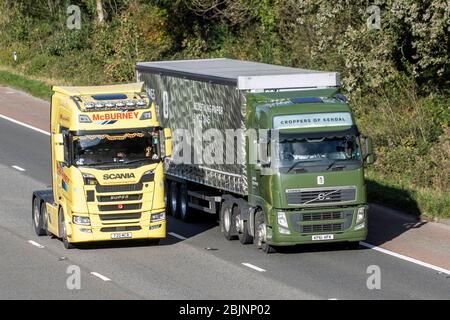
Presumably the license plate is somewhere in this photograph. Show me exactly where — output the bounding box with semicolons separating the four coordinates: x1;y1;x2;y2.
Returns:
312;234;334;241
111;232;132;239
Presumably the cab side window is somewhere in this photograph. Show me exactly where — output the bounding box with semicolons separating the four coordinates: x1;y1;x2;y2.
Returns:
60;128;71;165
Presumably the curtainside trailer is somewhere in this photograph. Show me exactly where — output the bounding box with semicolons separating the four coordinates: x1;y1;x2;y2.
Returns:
136;58;374;253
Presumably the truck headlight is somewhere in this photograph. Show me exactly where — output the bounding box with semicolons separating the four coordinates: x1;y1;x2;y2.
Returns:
356;207;367;224
79;115;91;123
354;222;365;231
279;226;290;235
151;212;165;222
73;216;91;226
82;173;98;185
137;100;147;108
140;112;152;120
277;211;289;229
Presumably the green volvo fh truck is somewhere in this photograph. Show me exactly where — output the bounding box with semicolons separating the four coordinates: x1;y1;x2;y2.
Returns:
136;58;374;253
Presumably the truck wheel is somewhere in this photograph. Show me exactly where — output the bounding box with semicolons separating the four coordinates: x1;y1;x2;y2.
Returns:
235;207;253;245
179;184;190;222
220;202;237;241
32;198;46;236
164;180;171;216
58;208;74;249
170;181;180;218
41;202;52;236
254;211;276;254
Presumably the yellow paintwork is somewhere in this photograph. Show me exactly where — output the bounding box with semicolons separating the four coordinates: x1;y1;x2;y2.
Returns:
45;83;167;245
53;82;145;96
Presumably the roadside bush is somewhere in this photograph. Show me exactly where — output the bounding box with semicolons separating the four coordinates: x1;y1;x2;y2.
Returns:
0;0;448;218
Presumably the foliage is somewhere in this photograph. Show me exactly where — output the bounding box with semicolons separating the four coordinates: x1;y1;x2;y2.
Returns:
0;0;448;217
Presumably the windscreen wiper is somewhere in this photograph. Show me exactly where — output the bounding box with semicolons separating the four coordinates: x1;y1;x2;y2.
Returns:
286;160;317;173
326;160;346;171
123;158;152;164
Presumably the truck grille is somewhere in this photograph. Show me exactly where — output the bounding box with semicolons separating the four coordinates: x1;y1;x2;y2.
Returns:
98;203;142;212
93;183;146;225
302;223;343;233
100;226;141;232
286;186;356;205
301;212;343;221
290;209;353;234
96;183;143;193
97;194;142;202
99;213;141;221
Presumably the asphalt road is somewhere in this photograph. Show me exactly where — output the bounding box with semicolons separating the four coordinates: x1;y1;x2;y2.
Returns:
0;116;449;299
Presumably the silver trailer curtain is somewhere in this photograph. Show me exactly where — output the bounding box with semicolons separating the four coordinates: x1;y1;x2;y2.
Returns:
137;71;248;195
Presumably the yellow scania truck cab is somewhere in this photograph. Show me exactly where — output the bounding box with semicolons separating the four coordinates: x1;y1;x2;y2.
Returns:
32;83;171;249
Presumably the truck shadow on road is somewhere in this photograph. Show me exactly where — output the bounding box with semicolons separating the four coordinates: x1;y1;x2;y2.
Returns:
70;198;428;252
73;210;218;250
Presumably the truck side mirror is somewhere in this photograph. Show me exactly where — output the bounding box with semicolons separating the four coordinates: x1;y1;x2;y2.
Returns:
54;134;65;163
363;136;375;164
162;128;172;158
258;139;271;168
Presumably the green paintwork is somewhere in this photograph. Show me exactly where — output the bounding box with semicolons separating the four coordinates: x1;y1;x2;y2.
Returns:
246;90;369;246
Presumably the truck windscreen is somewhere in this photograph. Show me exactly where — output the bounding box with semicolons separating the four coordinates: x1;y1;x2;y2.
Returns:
72;131;159;167
276;135;362;173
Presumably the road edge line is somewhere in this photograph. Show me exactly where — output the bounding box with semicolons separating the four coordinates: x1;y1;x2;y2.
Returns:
361;241;450;275
0;113;50;136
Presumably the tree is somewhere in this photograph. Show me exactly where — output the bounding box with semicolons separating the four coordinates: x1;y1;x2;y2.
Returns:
96;0;104;25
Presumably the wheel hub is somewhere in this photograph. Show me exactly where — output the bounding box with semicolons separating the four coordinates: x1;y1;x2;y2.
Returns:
256;222;266;247
34;204;40;227
223;208;231;232
235;214;241;233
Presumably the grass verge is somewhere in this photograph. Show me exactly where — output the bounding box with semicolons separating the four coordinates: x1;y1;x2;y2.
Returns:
367;171;450;220
0;68;51;100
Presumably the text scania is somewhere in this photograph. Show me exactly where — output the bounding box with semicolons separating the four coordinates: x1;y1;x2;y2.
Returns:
92;111;139;121
103;173;136;180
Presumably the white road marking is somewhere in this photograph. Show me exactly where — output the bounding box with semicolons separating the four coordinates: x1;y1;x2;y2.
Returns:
168;232;187;240
11;165;26;172
360;242;450;275
0;113;50;136
242;263;266;272
2;104;450;277
28;240;45;248
90;272;111;282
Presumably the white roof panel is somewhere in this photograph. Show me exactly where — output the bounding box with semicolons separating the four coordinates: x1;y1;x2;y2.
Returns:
136;58;340;90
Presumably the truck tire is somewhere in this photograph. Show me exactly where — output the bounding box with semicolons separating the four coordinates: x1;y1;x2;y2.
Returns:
58;208;74;249
32;198;46;236
41;202;52;236
164;180;171;216
170;181;180;218
179;183;191;222
254;211;276;254
235;206;253;245
220;202;237;241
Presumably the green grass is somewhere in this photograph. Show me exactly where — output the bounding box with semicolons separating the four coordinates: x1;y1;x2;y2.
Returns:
0;69;51;100
367;171;450;220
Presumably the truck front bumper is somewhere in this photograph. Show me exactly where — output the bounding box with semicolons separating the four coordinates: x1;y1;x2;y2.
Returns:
266;206;368;246
268;227;367;246
67;220;166;243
